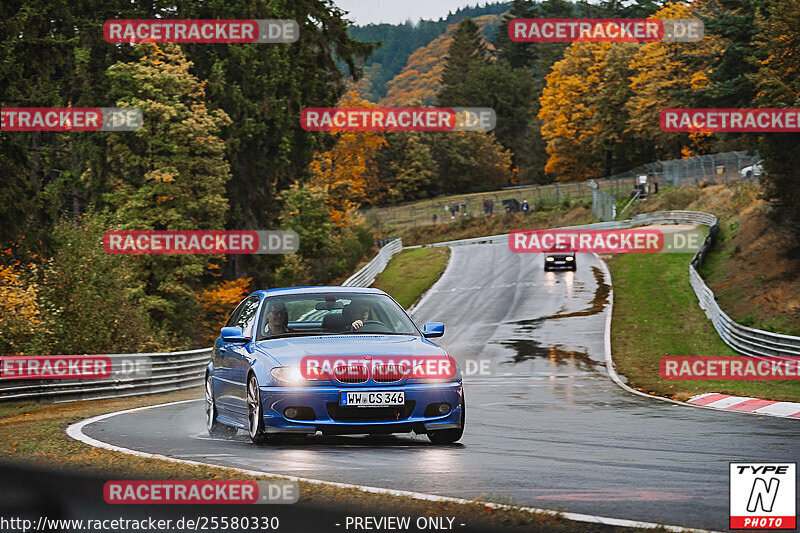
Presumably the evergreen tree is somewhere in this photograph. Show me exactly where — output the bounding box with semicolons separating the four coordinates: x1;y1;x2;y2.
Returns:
495;0;538;70
694;0;766;107
390;136;439;202
104;43;232;341
577;0;660;17
429;132;512;193
752;0;800;259
437;18;489;106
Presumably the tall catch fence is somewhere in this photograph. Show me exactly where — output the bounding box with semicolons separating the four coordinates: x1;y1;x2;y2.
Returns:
363;151;760;228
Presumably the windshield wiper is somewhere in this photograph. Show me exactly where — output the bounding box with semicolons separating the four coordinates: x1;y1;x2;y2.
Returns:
261;332;324;339
337;331;417;336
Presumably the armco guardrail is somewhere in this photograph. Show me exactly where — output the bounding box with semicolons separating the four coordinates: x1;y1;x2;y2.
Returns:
409;210;800;360
342;238;403;287
0;349;210;402
0;239;403;402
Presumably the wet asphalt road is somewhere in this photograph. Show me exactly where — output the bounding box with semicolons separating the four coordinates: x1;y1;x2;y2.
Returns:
82;243;800;531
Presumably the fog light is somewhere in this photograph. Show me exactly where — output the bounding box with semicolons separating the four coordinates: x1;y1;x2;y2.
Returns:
438;403;450;415
284;407;299;419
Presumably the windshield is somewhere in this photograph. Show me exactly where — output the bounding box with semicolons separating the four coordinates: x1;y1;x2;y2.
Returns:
256;293;419;339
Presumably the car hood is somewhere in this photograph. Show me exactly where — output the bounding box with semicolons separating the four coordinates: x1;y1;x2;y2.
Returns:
254;335;447;367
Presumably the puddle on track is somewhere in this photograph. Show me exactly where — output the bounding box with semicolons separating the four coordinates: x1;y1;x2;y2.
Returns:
493;266;610;371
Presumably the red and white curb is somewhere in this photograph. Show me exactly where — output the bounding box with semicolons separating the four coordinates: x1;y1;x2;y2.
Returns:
687;393;800;418
595;254;800;421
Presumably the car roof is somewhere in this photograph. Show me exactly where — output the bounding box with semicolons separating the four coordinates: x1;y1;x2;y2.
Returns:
251;286;387;298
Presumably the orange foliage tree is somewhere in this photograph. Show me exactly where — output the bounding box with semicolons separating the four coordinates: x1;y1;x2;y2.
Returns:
538;42;610;180
626;2;720;158
197;277;252;346
308;90;387;226
0;261;43;353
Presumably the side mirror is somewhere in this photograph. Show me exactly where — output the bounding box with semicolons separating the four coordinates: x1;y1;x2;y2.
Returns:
221;326;248;343
422;322;445;338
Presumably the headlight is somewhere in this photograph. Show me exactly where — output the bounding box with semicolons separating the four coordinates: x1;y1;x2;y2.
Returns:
566;256;574;261
270;367;307;385
546;257;554;262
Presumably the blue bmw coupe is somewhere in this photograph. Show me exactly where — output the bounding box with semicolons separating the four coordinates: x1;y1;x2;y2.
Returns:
205;286;464;444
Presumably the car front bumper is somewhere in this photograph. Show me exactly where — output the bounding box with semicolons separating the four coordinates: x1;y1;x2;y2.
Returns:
545;261;575;270
258;381;463;435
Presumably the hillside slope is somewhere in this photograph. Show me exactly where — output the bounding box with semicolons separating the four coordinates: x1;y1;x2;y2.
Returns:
380;14;501;106
348;2;509;100
633;182;800;336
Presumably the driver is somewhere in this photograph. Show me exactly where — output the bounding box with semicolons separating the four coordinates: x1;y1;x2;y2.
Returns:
265;300;289;336
346;301;373;331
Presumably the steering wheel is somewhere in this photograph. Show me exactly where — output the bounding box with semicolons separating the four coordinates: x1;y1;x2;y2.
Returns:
353;320;391;333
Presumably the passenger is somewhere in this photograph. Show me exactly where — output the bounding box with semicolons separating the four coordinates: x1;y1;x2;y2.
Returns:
265;300;289;335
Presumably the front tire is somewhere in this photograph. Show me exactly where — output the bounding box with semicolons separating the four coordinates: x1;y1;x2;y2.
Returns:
247;374;270;444
427;396;465;444
206;374;237;437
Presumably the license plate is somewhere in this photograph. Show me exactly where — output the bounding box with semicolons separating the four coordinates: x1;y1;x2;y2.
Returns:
340;391;405;407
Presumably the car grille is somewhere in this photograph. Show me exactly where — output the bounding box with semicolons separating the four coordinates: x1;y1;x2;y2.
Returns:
331;365;368;384
326;401;416;422
371;365;407;383
329;363;409;384
372;376;403;383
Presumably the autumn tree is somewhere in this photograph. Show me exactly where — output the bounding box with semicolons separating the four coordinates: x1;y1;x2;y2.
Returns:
197;277;252;346
104;43;232;342
538;43;606;180
627;2;721;159
0;260;43;354
308;91;387;226
585;42;643;176
539;35;664;180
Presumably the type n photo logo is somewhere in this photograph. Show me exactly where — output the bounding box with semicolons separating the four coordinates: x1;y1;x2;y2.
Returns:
730;463;796;529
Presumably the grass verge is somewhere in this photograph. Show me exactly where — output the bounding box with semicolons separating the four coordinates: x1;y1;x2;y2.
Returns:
0;390;658;532
608;253;800;402
633;182;800;336
372;247;450;308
